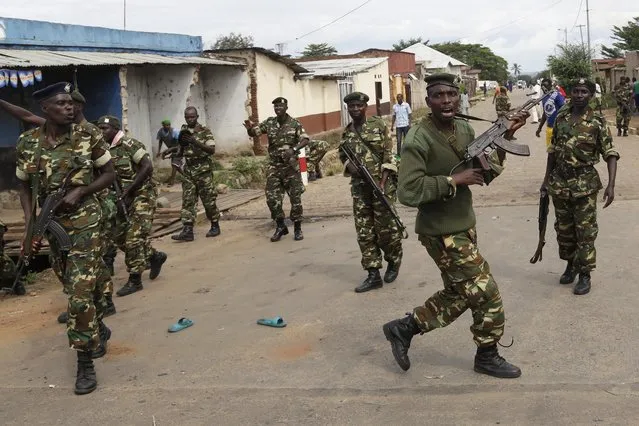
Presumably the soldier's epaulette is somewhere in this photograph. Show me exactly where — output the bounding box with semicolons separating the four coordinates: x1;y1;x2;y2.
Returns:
74;122;98;137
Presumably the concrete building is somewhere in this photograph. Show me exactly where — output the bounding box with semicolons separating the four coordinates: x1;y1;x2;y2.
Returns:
0;17;249;190
592;58;626;93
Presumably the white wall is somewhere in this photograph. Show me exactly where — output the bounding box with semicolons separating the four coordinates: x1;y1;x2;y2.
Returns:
123;65;152;153
352;61;390;105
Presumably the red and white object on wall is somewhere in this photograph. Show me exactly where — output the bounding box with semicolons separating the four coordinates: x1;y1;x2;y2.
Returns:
298;147;308;186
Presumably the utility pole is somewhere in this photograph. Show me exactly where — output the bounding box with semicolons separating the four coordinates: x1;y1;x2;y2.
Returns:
585;0;592;58
576;24;586;48
124;0;127;30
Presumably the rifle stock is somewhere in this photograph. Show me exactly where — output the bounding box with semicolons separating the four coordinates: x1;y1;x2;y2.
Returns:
113;178;130;223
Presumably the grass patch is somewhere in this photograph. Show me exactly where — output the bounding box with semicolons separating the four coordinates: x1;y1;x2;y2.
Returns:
320;149;344;177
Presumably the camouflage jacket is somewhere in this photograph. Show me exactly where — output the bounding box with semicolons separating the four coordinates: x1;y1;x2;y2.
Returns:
495;95;511;115
339;116;398;183
251;115;309;163
108;132;155;193
180;123;216;175
548;105;619;199
614;83;633;108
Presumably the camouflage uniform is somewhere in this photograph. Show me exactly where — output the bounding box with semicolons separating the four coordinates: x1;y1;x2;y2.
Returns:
250;115;307;221
307;139;329;175
614;82;632;131
15;123;111;351
495;94;510;118
180;124;220;225
0;220;17;288
340;116;403;270
547;105;620;273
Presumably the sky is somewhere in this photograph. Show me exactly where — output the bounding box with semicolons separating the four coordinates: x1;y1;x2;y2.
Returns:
2;0;636;73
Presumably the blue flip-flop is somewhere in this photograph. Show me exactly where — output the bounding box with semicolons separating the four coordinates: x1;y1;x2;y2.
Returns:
256;316;287;328
168;317;194;333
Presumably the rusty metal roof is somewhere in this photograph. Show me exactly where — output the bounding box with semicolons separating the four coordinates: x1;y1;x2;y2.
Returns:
0;49;242;67
297;57;388;77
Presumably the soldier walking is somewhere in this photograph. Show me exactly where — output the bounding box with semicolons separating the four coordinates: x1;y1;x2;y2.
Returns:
382;74;529;378
614;77;632;137
494;87;510;118
541;78;619;295
307;139;329;182
243;97;309;242
339;92;403;293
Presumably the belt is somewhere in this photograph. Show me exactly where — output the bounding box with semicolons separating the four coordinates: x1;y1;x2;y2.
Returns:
554;164;592;179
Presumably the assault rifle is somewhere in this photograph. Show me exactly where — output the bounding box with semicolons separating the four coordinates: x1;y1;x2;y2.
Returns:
113;177;130;223
2;167;79;295
452;92;552;183
339;143;408;239
529;191;550;264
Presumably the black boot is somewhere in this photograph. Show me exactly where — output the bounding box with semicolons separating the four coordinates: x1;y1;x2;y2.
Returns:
574;272;591;295
474;344;521;378
171;224;194;242
384;262;400;283
270;219;289;242
92;322;112;359
382;313;422;371
623;129;628;137
57;311;68;324
355;268;383;293
294;221;304;241
116;273;143;297
559;261;576;284
617;128;622;137
308;171;317;182
149;251;167;280
75;350;97;395
103;256;115;277
104;294;116;317
206;221;221;238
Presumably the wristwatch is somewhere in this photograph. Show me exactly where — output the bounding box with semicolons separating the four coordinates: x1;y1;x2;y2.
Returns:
444;176;457;200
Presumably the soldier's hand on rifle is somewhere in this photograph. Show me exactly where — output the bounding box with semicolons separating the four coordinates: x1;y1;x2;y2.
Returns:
452;168;485;186
21;234;43;255
507;110;530;133
243;119;254;130
121;188;135;208
58;187;86;212
603;184;615;208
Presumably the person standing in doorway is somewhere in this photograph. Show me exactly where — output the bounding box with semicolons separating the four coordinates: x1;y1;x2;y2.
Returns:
391;94;412;155
156;119;182;186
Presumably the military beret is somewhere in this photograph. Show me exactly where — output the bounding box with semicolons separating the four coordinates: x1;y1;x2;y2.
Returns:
572;77;596;93
424;73;458;90
161;119;171;126
32;82;73;102
343;92;369;104
272;97;288;105
97;115;121;129
70;90;86;104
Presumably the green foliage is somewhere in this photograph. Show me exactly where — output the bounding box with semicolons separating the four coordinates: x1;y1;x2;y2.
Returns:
601;17;639;58
518;74;533;85
392;37;425;51
212;32;254;50
547;43;592;88
230;157;266;182
533;70;552;81
301;43;338;57
430;42;509;82
511;63;522;77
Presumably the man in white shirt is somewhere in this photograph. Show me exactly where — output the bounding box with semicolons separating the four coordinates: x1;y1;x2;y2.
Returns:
594;80;603;113
391;93;412;155
530;81;541;123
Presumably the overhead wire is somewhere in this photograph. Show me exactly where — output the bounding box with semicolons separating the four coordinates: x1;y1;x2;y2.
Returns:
570;0;585;31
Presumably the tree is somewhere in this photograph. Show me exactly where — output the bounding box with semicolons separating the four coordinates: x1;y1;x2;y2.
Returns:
301;43;337;57
430;42;509;82
547;43;591;88
518;74;533;85
392;37;426;51
511;63;522;77
211;32;254;50
601;17;639;58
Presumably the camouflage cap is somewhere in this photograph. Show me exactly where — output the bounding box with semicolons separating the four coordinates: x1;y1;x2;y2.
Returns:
97;115;121;129
272;97;288;105
32;82;72;102
343;91;369;104
572;77;596;93
70;90;86;104
161;119;171;126
424;73;458;90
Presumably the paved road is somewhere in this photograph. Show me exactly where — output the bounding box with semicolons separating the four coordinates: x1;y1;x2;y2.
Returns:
2;90;638;425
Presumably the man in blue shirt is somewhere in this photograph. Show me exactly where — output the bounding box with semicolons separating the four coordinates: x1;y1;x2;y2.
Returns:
156;119;182;186
535;78;565;149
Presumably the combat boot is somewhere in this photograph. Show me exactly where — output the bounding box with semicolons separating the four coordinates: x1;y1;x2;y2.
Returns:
573;272;591;295
171;224;194;242
384;261;400;283
206;221;221;238
116;273;143;297
559;261;577;284
104;294;116;317
270;219;289;242
617;127;622;137
75;350;97;395
293;221;304;241
103;256;115;276
623;129;628;137
57;311;68;324
308;171;317;182
148;251;167;280
92;322;112;359
474;344;521;378
382;313;422;371
355;268;383;293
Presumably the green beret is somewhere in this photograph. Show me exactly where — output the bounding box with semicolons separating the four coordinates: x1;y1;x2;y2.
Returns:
343;92;369;104
161;119;171;126
97;115;121;129
572;77;596;94
425;73;458;90
32;82;72;102
70;90;86;104
272;97;288;105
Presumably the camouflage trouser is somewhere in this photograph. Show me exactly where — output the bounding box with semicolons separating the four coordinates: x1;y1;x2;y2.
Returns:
351;181;403;270
552;192;598;273
50;198;106;351
0;221;17;288
113;188;158;274
266;161;305;222
413;228;505;347
181;169;219;224
307;140;329;174
97;196;116;295
616;107;631;130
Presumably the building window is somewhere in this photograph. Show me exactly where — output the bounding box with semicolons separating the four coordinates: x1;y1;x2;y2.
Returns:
375;81;383;100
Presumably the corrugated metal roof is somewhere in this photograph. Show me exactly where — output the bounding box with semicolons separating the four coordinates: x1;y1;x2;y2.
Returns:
297;57;387;77
0;49;242;67
401;43;467;68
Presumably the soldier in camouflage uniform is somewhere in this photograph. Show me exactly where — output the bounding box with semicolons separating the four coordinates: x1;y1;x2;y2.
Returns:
15;82;116;395
494;87;511;118
244;97;309;241
168;107;221;241
339;92;403;293
614;77;632;137
0;220;18;291
541;78;619;296
97;116;168;297
382;74;529;378
307;139;329;182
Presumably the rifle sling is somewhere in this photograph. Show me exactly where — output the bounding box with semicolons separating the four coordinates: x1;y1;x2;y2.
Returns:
351;123;382;165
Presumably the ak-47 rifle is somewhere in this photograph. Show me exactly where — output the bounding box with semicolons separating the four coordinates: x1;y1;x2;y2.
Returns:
113;177;130;223
339;143;408;239
530;191;550;263
452;91;553;182
2;167;79;295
